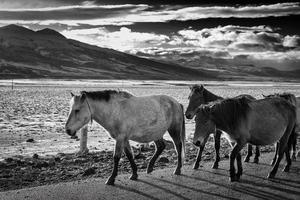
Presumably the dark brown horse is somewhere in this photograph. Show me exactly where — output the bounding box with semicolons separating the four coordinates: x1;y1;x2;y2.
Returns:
263;93;298;165
193;96;296;181
185;85;258;169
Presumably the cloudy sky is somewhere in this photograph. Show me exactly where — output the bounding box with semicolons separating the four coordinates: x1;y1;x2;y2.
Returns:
0;0;300;71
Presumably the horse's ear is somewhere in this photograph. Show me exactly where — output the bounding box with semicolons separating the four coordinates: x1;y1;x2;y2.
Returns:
80;92;86;103
199;85;204;91
70;92;75;97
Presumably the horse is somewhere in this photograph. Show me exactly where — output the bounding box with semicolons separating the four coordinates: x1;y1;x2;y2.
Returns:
193;96;296;181
65;90;186;185
185;84;258;169
263;93;299;163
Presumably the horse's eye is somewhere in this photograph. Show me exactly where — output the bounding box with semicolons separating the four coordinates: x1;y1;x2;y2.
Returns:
74;109;80;114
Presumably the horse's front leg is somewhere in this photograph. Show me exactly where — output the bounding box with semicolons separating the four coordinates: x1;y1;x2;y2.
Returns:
106;139;124;185
124;140;138;180
193;145;204;169
230;143;243;182
212;130;222;169
147;139;165;174
76;125;89;156
254;145;260;163
193;135;208;169
244;144;252;162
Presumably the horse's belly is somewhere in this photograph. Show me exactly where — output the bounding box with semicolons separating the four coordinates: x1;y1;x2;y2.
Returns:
129;128;167;143
248;108;289;145
249;127;286;146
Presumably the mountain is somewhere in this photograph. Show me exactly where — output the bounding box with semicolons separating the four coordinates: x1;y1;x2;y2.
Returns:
0;24;213;80
0;25;299;81
146;52;300;81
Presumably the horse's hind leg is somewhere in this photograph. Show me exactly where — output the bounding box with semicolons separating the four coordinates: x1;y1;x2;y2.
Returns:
147;138;165;174
212;130;222;169
169;128;183;175
291;126;297;160
193;136;208;169
268;125;293;179
124;140;138;180
106;139;124;185
268;141;286;179
271;142;279;166
244;144;253;162
254;145;260;164
283;147;291;172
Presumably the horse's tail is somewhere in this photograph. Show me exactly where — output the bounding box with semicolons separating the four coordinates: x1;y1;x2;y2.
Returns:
180;104;186;161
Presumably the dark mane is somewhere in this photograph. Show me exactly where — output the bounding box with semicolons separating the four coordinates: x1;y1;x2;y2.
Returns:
210;97;250;132
265;93;296;105
81;90;133;102
191;84;222;103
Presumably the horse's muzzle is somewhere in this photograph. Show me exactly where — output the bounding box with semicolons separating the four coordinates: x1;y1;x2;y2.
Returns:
185;112;194;119
66;129;76;137
185;113;193;119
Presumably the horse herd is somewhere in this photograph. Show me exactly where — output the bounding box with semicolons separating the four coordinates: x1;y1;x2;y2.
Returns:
65;85;299;185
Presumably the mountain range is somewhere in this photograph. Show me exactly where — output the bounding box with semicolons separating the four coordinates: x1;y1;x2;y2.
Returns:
0;24;299;81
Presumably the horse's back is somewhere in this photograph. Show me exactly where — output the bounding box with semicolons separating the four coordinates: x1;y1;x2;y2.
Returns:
235;94;256;101
120;95;182;143
247;98;296;145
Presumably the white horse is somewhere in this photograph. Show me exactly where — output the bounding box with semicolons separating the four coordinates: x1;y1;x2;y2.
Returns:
65;90;185;185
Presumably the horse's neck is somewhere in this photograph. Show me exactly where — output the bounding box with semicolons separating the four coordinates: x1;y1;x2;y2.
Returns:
90;100;119;133
204;89;222;103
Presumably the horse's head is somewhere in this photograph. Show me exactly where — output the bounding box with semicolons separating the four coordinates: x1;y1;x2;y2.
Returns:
65;92;92;137
192;105;216;147
185;84;206;119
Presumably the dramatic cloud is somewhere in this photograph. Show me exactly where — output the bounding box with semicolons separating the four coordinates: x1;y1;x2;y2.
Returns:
61;24;300;63
62;27;169;51
0;3;299;26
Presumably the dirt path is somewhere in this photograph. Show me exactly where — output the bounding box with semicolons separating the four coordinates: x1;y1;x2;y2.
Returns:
1;152;299;200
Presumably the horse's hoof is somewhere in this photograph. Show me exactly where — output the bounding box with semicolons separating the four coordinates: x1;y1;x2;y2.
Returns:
105;178;115;185
283;166;290;172
212;162;218;169
146;167;153;174
244;157;250;162
193;163;199;169
130;174;138;180
76;149;89;156
230;175;239;182
174;169;181;175
267;173;275;179
253;158;259;164
292;154;296;161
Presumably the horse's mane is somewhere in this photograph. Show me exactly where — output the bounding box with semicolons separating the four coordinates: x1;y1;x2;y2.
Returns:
81;90;133;102
191;84;222;102
208;97;250;131
265;93;296;106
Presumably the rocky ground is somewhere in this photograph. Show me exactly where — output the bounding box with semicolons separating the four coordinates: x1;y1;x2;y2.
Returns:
0;138;275;192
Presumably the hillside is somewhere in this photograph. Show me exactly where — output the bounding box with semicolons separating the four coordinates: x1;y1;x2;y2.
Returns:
0;25;213;80
0;24;299;81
